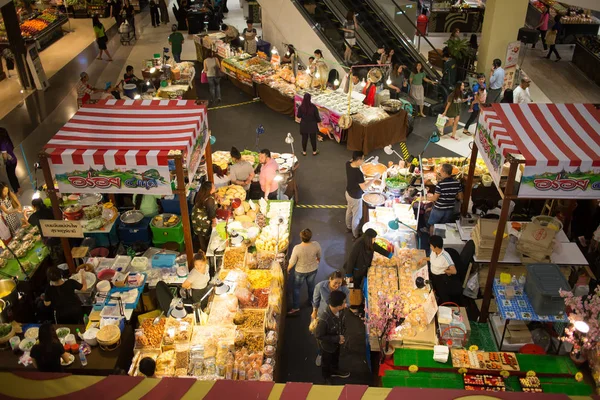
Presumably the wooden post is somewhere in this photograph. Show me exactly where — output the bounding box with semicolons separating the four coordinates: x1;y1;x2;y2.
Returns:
479;159;519;323
173;154;195;270
39;152;75;273
461;143;478;217
205;140;214;182
108;193;116;206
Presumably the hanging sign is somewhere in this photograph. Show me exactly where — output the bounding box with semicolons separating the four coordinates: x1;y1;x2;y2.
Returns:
40;220;84;238
505;41;521;69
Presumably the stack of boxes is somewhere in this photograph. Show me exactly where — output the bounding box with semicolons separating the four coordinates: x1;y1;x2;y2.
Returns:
472;219;509;260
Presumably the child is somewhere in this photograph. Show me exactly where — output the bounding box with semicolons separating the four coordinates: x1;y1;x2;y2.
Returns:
463;75;487;135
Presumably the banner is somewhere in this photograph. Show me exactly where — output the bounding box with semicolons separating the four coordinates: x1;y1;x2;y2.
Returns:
187;117;210;184
475;112;503;187
52;163;172;195
294;94;342;143
505;41;521;69
519;165;600;199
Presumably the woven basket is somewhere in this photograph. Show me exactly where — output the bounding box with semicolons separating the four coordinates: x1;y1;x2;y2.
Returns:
97;325;121;351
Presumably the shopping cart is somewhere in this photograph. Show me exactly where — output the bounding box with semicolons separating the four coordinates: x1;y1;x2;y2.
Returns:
119;22;136;46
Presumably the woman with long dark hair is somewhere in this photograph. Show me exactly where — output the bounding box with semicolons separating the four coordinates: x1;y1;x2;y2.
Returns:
0;182;21;234
0;128;20;195
30;323;71;372
410;62;436;117
191;181;217;251
442;81;471;140
44;266;87;324
387;63;408;99
344;228;391;294
281;44;297;77
92;15;112;61
297;93;321;156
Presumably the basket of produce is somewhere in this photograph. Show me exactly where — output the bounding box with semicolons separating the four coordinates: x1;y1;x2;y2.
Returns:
380;99;403;114
216;184;247;206
97;324;121;351
223;246;247;269
0;323;14;344
386;175;409;195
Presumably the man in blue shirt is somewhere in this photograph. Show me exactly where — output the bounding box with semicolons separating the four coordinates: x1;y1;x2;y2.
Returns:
488;58;504;103
463;73;486;134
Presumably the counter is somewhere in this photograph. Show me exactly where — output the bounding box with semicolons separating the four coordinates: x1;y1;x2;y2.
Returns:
429;8;485;33
572;38;600;86
0;324;134;376
346;111;409;155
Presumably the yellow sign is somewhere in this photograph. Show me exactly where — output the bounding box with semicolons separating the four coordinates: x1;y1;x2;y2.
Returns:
40;220;84;238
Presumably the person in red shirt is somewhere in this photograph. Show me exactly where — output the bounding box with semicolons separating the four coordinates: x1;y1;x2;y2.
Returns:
416;8;428;37
362;80;377;107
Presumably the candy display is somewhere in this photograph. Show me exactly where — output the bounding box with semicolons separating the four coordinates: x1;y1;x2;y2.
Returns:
451;349;521;371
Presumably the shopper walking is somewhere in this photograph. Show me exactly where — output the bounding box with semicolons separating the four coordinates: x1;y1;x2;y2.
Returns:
463;74;486;135
501;88;513;103
0;128;20;195
92;15;112;61
158;0;170;24
387;63;408;99
341;11;358;65
242;20;257;55
488;59;504;103
0;182;21;235
345;151;375;239
315;291;350;384
149;0;161;27
191;180;217;252
287;229;322;316
297;93;321;156
533;7;550;50
344;229;392;289
169;24;185;62
424;163;463;235
312;270;350;321
122;0;136;38
203;51;221;103
545;26;561;61
513;77;533;104
442;81;471;140
410;62;436;117
107;0;122;27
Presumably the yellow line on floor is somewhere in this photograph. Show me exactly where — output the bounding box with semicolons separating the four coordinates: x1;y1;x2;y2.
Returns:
207;99;260;110
295;204;347;209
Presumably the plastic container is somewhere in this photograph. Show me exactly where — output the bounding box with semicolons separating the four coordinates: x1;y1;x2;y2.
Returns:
113;255;131;273
130;257;149;271
524;264;569;316
481;174;493;187
531;215;563;232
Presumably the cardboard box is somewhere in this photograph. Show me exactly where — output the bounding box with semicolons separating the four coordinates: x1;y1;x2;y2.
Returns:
506;320;532;344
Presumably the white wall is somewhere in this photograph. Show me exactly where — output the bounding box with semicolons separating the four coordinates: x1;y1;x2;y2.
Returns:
258;0;344;72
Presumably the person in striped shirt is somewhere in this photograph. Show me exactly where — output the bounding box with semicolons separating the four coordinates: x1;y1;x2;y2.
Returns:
426;163;463;235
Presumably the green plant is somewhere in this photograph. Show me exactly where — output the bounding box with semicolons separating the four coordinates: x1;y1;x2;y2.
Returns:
444;38;471;61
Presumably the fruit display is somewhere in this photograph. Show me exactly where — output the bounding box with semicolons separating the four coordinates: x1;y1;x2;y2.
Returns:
216;184;247;206
255;225;289;252
578;35;600;58
20;19;49;38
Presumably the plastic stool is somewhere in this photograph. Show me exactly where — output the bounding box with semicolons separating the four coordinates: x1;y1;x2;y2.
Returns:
520;344;546;355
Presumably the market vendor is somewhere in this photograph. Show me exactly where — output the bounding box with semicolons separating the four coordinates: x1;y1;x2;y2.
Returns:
258;149;279;200
30;323;72;373
344;229;392;292
425;163;463;235
229;147;255;194
221;23;240;48
76;72;105;107
28;198;64;264
191;181;217;252
181;251;211;307
311;50;329;88
212;165;230;189
133;194;161;218
43;267;87;324
419;235;461;304
281;45;298;77
242;20;258;55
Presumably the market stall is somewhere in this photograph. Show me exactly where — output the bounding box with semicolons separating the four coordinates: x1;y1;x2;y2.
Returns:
136;59;197;101
127;200;292;381
463;103;600;322
572;35;600;87
527;0;600;44
39;99;210;271
0;10;69;51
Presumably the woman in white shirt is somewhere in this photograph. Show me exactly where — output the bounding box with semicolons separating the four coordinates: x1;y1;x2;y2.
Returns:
182;251;211;307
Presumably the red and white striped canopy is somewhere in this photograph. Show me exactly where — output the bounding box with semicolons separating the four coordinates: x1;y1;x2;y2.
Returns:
482;103;600;168
44;99;207;168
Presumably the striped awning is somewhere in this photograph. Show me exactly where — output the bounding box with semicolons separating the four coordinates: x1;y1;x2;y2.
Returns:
481;103;600;169
44;99;207;168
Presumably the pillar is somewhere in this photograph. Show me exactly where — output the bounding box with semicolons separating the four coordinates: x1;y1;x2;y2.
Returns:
477;0;528;75
1;2;33;89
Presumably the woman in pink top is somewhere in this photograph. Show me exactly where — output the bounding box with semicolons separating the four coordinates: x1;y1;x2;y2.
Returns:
534;8;550;51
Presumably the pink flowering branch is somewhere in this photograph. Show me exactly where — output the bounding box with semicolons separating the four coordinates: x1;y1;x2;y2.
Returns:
560;287;600;351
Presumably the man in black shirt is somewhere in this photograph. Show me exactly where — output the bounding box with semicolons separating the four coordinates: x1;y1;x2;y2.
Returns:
345;151;376;239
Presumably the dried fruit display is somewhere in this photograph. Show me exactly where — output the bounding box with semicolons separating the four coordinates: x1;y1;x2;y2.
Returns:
223;246;247;269
136;318;166;349
234;309;265;331
247;270;272;288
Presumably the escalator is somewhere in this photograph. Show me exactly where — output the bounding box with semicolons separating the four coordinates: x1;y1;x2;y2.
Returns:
292;0;450;107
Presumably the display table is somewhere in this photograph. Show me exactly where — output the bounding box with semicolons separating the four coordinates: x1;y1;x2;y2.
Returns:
0;324;134;376
346;111;409;155
4;242;49;281
492;279;568;351
572;39;600;87
257;84;294;116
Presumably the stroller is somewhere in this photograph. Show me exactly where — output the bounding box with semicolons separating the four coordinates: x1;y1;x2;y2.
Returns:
119;21;136;45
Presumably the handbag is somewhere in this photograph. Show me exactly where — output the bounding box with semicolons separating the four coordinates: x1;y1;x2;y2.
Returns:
201;71;208;84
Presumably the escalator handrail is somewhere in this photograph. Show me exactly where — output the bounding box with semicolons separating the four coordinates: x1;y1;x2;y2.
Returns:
289;0;352;67
361;0;442;81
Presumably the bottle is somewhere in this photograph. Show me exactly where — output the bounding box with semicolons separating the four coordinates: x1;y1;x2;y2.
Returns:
79;347;88;367
75;328;82;340
83;314;89;327
518;274;526;287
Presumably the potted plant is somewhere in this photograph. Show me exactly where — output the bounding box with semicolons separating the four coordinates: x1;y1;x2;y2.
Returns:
443;38;472;82
559;287;600;364
366;293;414;360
